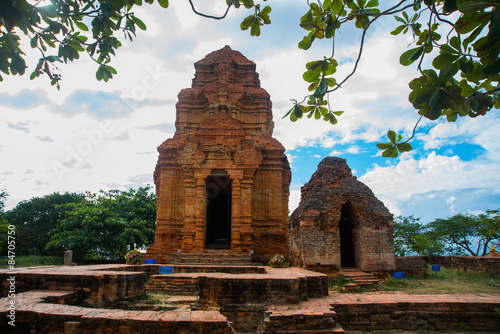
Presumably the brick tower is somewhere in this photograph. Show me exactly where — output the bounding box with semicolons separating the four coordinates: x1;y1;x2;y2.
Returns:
146;46;291;263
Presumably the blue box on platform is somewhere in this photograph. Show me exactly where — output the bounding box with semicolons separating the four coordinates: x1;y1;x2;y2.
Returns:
393;272;405;279
144;259;156;264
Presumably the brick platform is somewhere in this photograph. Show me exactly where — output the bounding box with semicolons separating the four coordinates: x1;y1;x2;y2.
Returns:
2;265;500;333
0;264;329;333
0;290;234;334
329;293;500;332
264;293;500;333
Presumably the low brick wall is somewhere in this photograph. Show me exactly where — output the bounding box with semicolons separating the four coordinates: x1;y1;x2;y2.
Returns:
423;256;500;274
0;265;148;308
333;297;500;332
395;256;428;277
395;256;500;277
0;295;236;334
198;273;328;308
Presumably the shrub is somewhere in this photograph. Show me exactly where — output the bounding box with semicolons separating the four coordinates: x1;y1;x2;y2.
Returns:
125;249;144;265
268;253;289;268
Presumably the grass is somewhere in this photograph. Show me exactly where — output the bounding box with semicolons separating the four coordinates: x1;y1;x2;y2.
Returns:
329;266;500;294
376;266;500;294
0;255;62;269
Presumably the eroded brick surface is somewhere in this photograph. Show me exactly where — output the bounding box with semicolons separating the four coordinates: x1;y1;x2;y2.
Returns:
147;46;290;263
289;157;395;272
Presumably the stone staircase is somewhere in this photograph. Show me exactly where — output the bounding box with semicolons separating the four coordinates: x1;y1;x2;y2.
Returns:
263;298;344;333
165;252;256;266
146;275;199;295
339;268;379;291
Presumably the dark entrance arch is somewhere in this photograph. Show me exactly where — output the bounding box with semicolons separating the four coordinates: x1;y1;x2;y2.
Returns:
339;203;356;267
205;172;231;249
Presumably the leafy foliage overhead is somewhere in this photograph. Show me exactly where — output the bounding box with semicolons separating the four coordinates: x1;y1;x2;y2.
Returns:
283;0;500;157
1;0;498;155
0;0;268;88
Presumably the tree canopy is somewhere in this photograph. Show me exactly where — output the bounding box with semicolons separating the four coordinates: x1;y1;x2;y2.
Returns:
1;0;499;155
46;186;156;259
394;209;500;257
3;191;86;255
393;215;445;256
429;209;500;256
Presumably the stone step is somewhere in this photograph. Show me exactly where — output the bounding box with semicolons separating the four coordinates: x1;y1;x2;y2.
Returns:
338;269;379;291
165;253;255;266
146;275;199;295
263;301;344;333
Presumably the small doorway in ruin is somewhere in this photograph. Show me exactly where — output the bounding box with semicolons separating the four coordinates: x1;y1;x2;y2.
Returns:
205;172;232;249
339;202;356;267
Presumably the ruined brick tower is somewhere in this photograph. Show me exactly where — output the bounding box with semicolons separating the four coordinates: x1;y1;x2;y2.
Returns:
147;46;291;263
289;157;395;272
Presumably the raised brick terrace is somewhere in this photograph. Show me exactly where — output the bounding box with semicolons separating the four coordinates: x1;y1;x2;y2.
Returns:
2;264;500;333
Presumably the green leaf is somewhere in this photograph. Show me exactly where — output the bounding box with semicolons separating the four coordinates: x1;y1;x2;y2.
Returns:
377;143;393;149
106;65;117;75
428;88;444;109
298;31;316;50
455;12;492;34
382;146;398;158
433;54;459;69
400;46;424;66
313;78;328;98
391;25;405;35
240;15;254;30
303;67;321;82
10;54;26;76
387;130;397;143
250;21;261;36
397;142;412;153
260;5;271;16
483;58;500;75
438;63;459;84
444;0;458;13
74;20;89;31
96;66;104;81
158;0;169;8
132;16;147;30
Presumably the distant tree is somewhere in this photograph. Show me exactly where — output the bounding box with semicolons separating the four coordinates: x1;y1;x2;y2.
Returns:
4;192;86;255
0;187;8;255
0;187;6;213
393;215;445;256
430;210;500;256
47;186;156;260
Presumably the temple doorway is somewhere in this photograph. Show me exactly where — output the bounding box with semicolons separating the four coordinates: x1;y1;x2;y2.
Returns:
339;203;356;267
205;172;232;249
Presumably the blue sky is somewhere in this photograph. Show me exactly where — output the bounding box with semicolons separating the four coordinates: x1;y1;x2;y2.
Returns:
0;0;499;224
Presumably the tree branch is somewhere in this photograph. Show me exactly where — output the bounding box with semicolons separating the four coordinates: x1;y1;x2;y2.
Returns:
188;0;234;20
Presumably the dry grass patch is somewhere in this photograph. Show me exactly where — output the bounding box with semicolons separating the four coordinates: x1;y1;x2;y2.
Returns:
377;267;500;294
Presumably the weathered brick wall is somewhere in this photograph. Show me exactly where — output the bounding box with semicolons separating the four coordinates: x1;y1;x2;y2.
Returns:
424;256;500;274
289;157;395;272
333;298;500;332
395;256;500;276
197;273;328;308
0;268;148;307
395;256;429;277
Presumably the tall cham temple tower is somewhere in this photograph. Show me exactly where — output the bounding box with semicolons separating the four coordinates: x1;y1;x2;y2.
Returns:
147;46;291;263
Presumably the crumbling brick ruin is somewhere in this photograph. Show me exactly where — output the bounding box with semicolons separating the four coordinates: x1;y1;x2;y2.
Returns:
146;46;291;263
289;157;395;272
